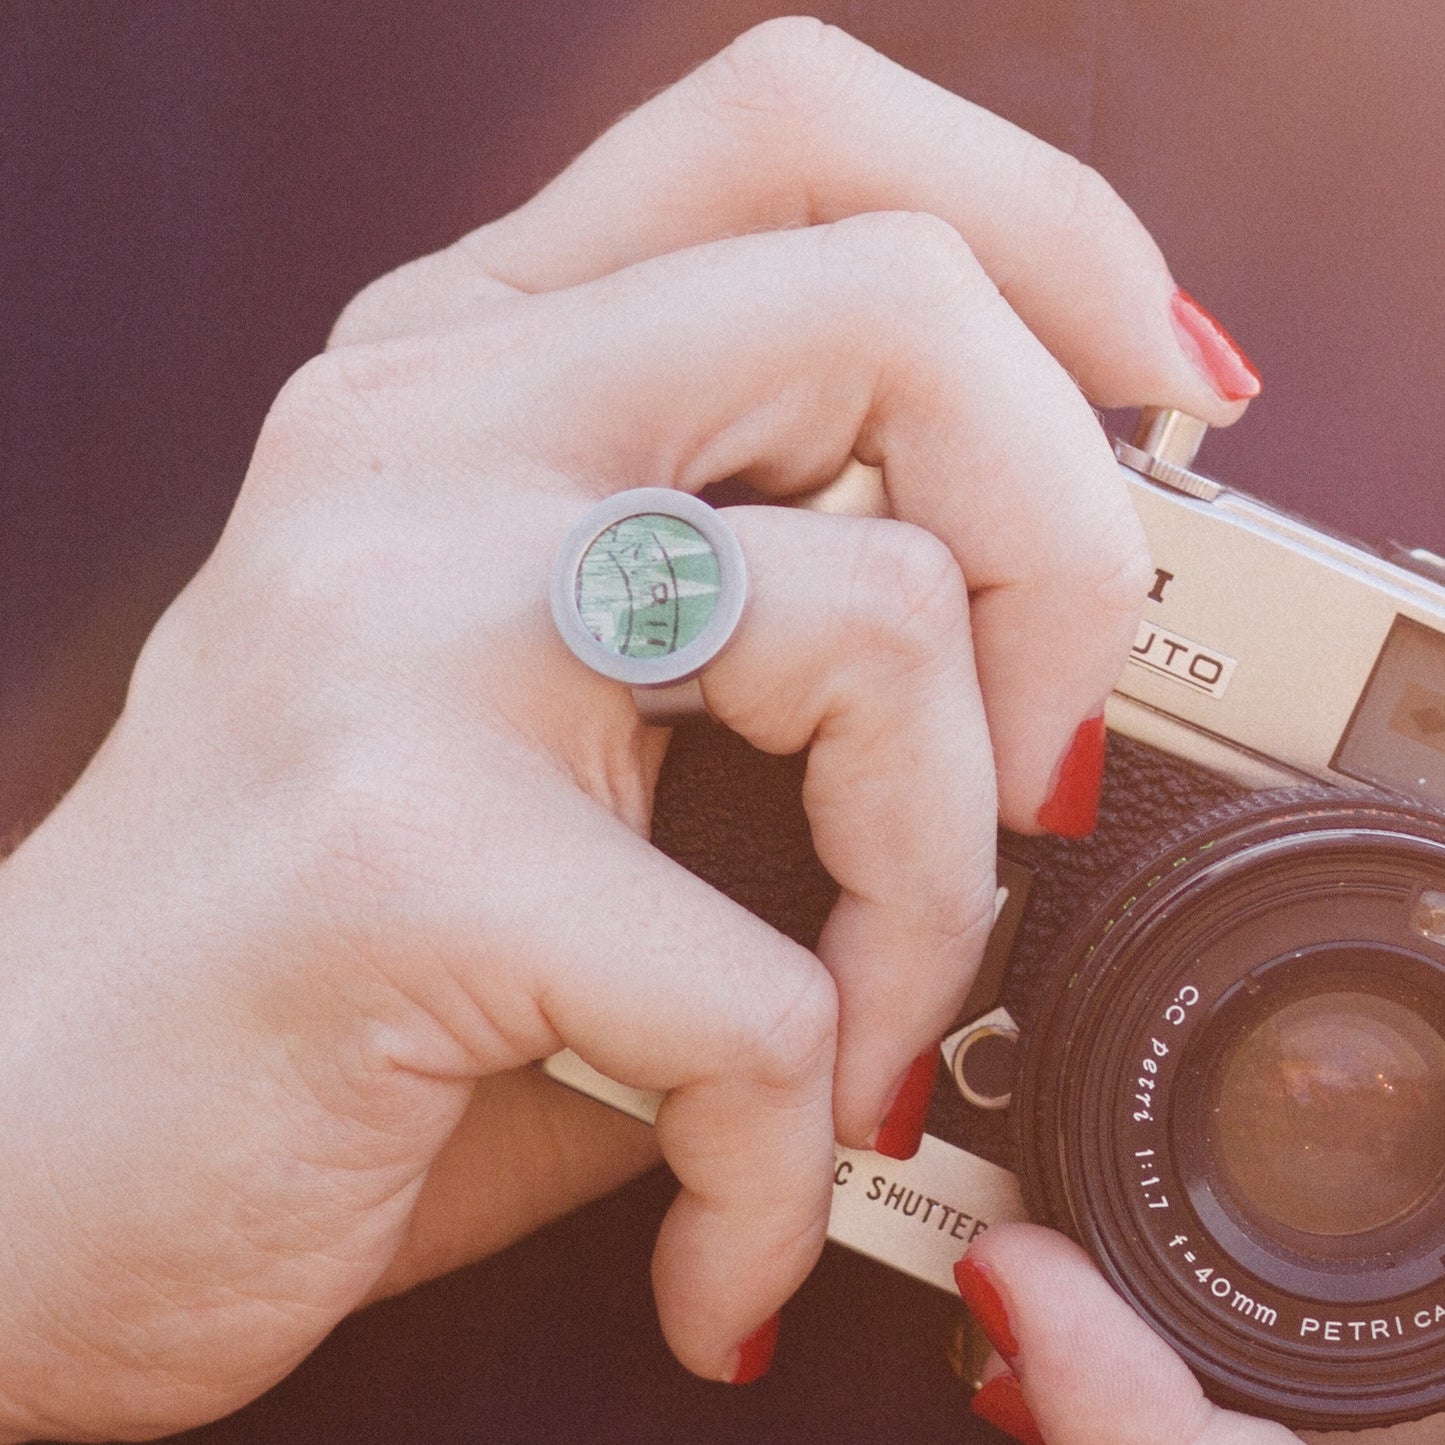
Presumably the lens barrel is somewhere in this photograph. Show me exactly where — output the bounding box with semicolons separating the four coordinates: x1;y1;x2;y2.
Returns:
1017;793;1445;1430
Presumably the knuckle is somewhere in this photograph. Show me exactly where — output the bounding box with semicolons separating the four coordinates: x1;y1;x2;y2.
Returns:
746;962;839;1095
697;17;873;127
820;213;998;361
1099;527;1156;617
829;209;981;307
1071;505;1154;624
268;337;440;431
1028;144;1129;256
250;337;454;498
921;848;999;960
329;253;518;350
839;520;970;668
263;349;354;432
324;334;444;407
328;272;401;349
255;349;381;468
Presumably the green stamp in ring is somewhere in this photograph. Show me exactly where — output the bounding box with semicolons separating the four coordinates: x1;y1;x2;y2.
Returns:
551;488;748;715
575;513;722;658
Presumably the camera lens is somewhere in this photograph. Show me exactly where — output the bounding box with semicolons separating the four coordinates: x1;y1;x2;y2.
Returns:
1212;988;1445;1239
1017;791;1445;1430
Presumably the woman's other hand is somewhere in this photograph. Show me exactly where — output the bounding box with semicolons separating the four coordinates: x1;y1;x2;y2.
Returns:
958;1225;1439;1445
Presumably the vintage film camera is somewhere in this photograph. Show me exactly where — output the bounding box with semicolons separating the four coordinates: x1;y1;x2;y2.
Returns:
546;409;1445;1431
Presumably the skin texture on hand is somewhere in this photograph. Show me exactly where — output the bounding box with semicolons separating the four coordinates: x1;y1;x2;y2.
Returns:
0;19;1262;1442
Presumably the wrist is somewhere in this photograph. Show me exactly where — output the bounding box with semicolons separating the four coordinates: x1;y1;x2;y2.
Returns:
0;722;426;1441
0;756;283;1440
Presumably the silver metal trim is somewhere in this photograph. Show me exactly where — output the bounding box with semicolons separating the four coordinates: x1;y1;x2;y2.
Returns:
1133;407;1208;469
1114;439;1224;502
631;676;707;723
947;1017;1020;1112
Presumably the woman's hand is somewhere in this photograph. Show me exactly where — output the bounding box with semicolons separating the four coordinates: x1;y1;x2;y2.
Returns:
957;1225;1440;1444
0;20;1256;1441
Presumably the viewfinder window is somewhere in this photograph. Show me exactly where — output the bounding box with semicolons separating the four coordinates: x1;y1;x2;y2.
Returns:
1335;616;1445;809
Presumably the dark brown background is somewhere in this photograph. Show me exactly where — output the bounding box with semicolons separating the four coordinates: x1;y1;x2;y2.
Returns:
5;3;1443;1440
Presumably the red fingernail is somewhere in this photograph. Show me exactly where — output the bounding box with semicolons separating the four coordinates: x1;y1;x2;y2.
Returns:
1171;288;1262;402
971;1371;1046;1445
1036;714;1106;839
730;1313;779;1385
953;1256;1020;1362
873;1047;939;1161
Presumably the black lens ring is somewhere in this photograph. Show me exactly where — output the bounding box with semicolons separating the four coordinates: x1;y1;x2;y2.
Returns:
1016;791;1445;1429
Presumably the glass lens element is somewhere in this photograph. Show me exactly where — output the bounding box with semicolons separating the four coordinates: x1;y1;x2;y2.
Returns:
1214;991;1445;1237
575;514;720;658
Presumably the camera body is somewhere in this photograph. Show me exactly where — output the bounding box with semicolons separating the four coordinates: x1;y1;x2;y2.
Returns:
545;413;1445;1430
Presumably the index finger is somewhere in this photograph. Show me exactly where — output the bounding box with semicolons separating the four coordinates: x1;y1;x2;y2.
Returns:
335;19;1259;420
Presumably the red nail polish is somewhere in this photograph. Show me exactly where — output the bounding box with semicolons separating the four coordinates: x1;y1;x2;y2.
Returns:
971;1371;1047;1445
1036;714;1106;839
874;1048;939;1161
953;1256;1021;1362
730;1313;779;1385
1171;288;1262;402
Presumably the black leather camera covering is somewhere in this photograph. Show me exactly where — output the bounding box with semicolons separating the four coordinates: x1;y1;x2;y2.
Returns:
655;720;1244;1176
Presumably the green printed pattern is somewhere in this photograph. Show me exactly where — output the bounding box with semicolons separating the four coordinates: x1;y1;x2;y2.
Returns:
576;513;721;658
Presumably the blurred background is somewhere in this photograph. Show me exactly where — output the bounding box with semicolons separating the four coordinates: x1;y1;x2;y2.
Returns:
5;3;1444;1439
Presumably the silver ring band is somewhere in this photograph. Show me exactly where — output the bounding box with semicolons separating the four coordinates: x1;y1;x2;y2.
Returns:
550;488;748;720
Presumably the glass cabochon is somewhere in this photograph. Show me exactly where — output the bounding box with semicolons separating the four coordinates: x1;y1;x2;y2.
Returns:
575;513;722;659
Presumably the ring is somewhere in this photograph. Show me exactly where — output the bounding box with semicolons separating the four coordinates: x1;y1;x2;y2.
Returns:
549;488;748;722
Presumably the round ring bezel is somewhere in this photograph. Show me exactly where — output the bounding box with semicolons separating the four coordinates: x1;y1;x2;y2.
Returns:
549;488;748;690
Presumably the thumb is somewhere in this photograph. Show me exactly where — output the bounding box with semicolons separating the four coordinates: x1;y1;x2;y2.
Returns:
955;1224;1300;1444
